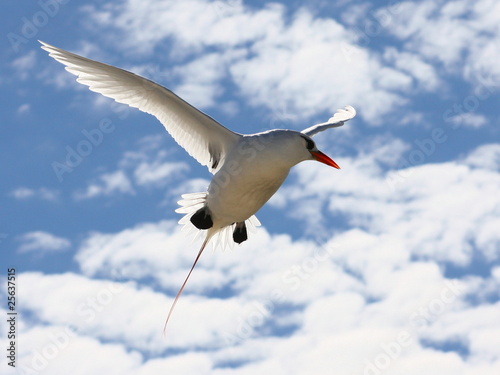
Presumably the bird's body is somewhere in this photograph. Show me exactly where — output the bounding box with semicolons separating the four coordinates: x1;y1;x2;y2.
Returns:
208;131;302;227
39;41;357;332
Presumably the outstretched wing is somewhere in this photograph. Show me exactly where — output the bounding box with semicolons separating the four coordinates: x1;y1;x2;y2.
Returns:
40;41;241;174
301;105;356;137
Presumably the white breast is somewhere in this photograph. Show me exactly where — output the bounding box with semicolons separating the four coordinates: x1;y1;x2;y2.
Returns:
206;135;293;227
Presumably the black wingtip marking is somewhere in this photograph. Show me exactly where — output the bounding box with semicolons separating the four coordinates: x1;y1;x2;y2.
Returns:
190;207;213;229
233;222;247;244
208;143;221;170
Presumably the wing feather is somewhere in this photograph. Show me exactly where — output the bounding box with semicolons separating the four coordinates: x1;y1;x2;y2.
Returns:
301;105;356;137
40;41;240;173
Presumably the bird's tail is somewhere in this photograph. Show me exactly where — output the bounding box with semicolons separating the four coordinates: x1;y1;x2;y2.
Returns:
175;192;262;251
163;228;217;335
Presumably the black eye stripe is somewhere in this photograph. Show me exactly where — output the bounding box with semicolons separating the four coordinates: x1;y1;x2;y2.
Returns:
300;135;315;150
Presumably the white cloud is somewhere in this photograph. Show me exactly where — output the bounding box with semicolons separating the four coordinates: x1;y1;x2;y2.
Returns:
78;0;424;125
134;159;188;187
17;103;31;115
10;141;500;373
171;52;237;109
11;50;37;81
463;143;500;171
11;187;36;199
378;0;500;87
10;325;143;375
15;271;271;351
1;316;217;375
40;0;499;131
447;112;488;128
383;47;440;91
70;142;499;354
74;170;134;200
84;0;278;55
73;135;191;200
10;187;59;201
358;136;410;168
12;263;500;374
17;231;71;254
226;9;408;124
17;2;500;374
274;142;500;265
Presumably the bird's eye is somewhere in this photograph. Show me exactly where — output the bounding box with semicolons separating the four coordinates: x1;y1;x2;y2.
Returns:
301;135;315;150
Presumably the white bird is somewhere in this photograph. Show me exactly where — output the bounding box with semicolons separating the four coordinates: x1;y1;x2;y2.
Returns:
39;41;357;332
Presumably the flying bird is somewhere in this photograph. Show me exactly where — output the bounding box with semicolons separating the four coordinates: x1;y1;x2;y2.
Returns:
40;41;357;332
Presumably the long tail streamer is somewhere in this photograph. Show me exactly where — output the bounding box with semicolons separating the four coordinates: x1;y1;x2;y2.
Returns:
163;233;211;335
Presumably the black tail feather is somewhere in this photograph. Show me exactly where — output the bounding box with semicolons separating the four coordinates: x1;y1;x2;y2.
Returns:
233;222;247;244
190;207;213;229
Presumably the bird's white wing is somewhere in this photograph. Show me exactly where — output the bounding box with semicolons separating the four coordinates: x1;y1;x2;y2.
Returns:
40;41;241;174
301;105;356;137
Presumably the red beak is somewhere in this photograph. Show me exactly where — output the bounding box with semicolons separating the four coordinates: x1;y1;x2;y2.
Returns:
310;151;340;169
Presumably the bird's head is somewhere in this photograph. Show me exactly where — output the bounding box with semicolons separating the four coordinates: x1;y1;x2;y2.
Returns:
254;130;340;170
298;133;340;169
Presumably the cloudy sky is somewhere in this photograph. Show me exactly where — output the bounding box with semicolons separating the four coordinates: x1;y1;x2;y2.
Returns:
2;0;500;374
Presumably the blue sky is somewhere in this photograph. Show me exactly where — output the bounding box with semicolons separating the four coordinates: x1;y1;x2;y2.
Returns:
1;0;500;374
